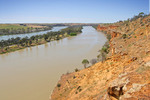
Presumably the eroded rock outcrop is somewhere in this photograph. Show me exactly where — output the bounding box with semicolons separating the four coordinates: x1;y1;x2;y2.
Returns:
50;15;150;100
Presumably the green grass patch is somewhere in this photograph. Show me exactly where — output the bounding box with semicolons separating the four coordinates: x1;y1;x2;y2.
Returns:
0;24;28;29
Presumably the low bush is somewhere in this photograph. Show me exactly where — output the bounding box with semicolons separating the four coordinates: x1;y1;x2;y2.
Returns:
97;42;110;61
90;59;97;65
122;34;127;39
57;83;61;87
106;34;111;41
70;33;77;36
75;68;79;72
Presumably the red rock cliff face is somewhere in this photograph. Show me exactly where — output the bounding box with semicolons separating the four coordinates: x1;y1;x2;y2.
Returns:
97;25;108;31
112;33;121;56
109;25;119;29
97;25;121;56
50;15;150;100
110;31;121;40
97;25;119;31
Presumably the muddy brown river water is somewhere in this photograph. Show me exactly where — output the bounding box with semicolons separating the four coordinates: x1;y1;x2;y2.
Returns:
0;26;107;100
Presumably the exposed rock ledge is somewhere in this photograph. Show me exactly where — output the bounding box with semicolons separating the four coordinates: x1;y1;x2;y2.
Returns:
50;15;150;100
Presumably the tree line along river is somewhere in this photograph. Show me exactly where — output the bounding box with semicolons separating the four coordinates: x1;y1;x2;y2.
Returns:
0;26;67;41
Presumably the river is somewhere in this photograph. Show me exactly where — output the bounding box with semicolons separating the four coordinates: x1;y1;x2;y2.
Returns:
0;26;107;100
0;26;67;41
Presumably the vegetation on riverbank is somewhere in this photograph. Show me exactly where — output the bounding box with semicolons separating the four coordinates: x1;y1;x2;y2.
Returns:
0;26;83;54
92;25;98;29
79;26;110;70
0;23;97;35
61;26;82;35
0;24;52;35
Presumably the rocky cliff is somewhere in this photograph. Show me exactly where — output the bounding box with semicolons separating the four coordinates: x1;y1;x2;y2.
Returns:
50;15;150;100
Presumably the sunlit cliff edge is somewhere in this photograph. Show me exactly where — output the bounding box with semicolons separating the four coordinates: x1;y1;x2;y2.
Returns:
50;14;150;100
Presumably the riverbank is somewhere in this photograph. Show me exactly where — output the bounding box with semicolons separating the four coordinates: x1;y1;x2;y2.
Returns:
0;38;56;54
0;24;52;35
50;14;150;100
0;26;83;54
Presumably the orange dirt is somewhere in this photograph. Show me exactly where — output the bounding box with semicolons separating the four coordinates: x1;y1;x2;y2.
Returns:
50;15;150;100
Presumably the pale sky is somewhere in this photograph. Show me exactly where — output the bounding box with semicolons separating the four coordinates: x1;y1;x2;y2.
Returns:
0;0;149;23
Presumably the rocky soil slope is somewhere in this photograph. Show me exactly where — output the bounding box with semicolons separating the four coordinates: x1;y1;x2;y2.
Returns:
50;15;150;100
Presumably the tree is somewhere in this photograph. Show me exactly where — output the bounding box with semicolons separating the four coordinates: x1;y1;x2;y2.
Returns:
30;36;35;41
22;28;25;33
82;59;89;68
15;37;21;47
56;35;60;40
19;40;23;46
90;59;97;65
25;40;28;46
47;32;53;41
27;27;30;33
35;35;39;43
43;34;49;41
29;40;32;46
138;12;144;17
101;52;106;61
130;12;145;21
0;40;4;51
107;34;111;41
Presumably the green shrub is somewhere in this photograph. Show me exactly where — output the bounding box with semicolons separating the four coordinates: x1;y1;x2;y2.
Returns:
134;36;137;38
70;33;77;36
102;47;107;53
57;83;61;87
126;23;129;26
75;68;79;72
128;32;134;36
73;76;76;79
141;24;145;26
101;44;109;54
107;34;111;41
97;41;110;62
79;89;82;92
122;34;127;39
